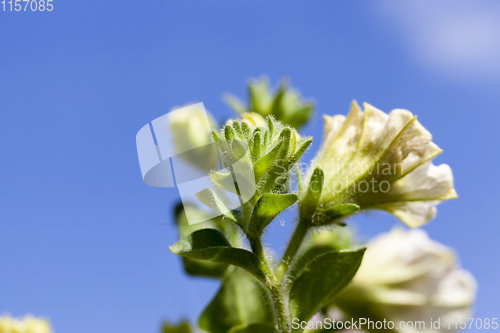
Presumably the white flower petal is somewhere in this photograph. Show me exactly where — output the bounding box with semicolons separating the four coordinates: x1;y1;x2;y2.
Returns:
384;162;457;201
308;102;456;227
322;114;346;145
380;201;439;227
315;101;364;168
336;229;477;333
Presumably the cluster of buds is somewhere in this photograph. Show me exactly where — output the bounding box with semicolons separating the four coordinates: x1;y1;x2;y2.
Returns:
225;77;314;130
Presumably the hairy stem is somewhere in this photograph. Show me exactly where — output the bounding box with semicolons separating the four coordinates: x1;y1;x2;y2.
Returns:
269;281;290;333
276;219;310;279
249;236;291;333
249;236;266;262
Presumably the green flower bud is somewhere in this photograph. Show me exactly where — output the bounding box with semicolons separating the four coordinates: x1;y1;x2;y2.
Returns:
224;77;314;129
212;115;312;201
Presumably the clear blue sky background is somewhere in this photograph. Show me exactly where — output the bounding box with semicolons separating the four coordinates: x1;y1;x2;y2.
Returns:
1;1;499;332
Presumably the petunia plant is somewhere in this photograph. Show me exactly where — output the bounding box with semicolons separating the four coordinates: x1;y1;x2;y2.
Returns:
155;78;468;333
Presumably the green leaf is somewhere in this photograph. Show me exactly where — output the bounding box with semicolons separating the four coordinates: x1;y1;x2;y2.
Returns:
174;203;240;278
270;83;286;120
248;193;298;237
289;105;313;130
210;171;254;204
312;204;360;226
299;167;324;219
224;94;248;115
170;229;267;282
180;256;227;278
288;248;365;328
253;140;283;182
196;189;237;223
228;323;276;333
286;245;337;286
249;79;272;115
162;321;192;333
199;268;275;333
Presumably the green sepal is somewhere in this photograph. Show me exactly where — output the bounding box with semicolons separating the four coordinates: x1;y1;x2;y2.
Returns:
257;136;312;195
253;140;284;183
288;248;365;329
251;130;262;163
290;138;312;163
232;121;243;139
199;268;275;333
162;321;192;333
249;79;272;115
248;193;298;237
225;124;236;141
241;122;250;139
228;323;276;333
299;167;324;220
312;204;360;226
170;229;267;282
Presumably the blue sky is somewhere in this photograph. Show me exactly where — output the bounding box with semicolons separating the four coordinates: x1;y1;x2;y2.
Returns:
1;1;499;332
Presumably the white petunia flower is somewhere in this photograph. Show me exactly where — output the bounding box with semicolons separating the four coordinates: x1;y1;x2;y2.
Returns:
304;101;457;227
0;315;52;333
334;228;477;333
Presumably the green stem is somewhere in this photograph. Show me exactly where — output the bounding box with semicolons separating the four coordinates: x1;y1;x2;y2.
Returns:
249;236;290;333
276;219;310;279
269;281;290;333
249;236;266;262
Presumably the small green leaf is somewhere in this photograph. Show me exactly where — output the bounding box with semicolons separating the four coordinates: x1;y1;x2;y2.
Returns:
211;171;254;205
228;323;276;333
249;79;272;115
196;189;237;223
199;268;275;333
313;204;360;226
162;321;192;333
248;193;298;236
299;167;324;219
170;229;267;282
288;248;365;328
